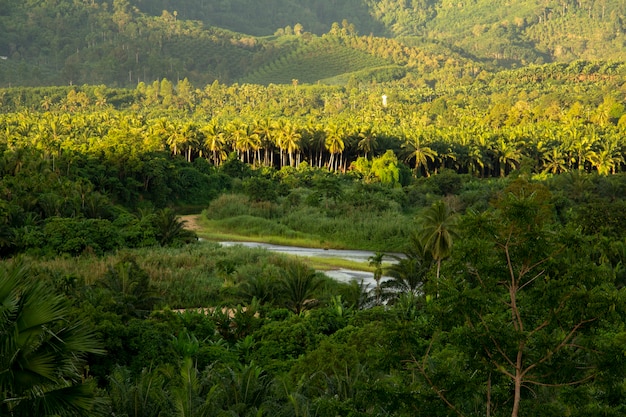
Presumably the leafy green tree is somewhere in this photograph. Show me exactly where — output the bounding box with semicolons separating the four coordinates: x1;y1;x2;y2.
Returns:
0;264;105;417
414;180;626;417
311;174;343;209
370;149;401;186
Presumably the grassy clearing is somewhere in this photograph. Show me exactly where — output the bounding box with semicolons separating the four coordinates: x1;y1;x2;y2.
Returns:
301;256;377;272
198;218;343;249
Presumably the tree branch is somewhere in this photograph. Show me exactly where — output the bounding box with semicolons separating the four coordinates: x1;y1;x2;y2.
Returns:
410;340;468;417
522;318;596;378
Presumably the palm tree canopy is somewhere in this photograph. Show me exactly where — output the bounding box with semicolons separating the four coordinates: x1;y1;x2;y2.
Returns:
1;264;105;417
418;200;459;262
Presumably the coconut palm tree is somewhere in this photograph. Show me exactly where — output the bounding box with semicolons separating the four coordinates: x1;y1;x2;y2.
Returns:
494;136;521;177
418;200;459;282
368;252;385;306
402;133;437;177
324;122;345;172
356;124;378;160
1;263;105;417
542;147;569;174
253;118;278;166
589;140;624;175
566;125;595;171
200;119;226;165
383;234;433;302
280;261;322;315
280;121;302;167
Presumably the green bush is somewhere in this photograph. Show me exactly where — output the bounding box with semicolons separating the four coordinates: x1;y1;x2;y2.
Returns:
43;217;121;255
112;212;159;248
204;194;254;220
242;176;279;202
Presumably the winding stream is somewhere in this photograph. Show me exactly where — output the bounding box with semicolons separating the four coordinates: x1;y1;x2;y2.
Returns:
218;241;399;286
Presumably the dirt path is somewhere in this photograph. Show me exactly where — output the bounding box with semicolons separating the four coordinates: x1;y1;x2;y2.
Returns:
179;214;202;231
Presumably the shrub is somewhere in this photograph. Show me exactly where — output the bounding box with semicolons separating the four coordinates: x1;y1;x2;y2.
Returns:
43;217;121;255
204;194;253;220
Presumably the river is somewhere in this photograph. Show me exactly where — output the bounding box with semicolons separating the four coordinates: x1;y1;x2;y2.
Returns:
218;241;399;286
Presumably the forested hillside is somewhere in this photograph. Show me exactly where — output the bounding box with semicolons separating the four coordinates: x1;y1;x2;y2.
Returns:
0;0;624;87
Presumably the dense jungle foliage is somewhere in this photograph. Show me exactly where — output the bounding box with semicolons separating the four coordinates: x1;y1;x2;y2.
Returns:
3;64;626;415
0;0;625;86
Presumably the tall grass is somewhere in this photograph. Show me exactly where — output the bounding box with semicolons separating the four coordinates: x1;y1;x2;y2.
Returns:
12;243;307;309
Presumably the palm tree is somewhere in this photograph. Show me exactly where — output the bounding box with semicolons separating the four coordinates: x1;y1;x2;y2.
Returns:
204;362;272;416
280;261;322;315
99;256;160;318
153;208;197;247
368;252;385;306
566;125;595;171
242;124;261;165
225;120;249;162
280;121;302;167
108;366;169;417
356;124;378;160
494;136;521;177
383;234;433;302
324;122;345;172
471;130;494;177
588;140;624;175
1;263;105;417
200;120;226;165
542;147;568;174
418;200;459;282
253;118;278;166
171;357;203;417
402;133;437;177
306;119;327;168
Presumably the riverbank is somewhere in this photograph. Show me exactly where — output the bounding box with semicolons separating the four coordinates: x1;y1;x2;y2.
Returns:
180;214;349;250
182;214;397;285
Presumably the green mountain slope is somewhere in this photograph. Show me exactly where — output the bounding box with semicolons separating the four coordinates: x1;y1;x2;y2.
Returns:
0;0;624;87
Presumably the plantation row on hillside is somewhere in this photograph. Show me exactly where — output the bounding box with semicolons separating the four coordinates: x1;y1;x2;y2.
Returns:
1;0;626;86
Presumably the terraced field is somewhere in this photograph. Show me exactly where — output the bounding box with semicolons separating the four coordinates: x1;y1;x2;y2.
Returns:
239;37;391;85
